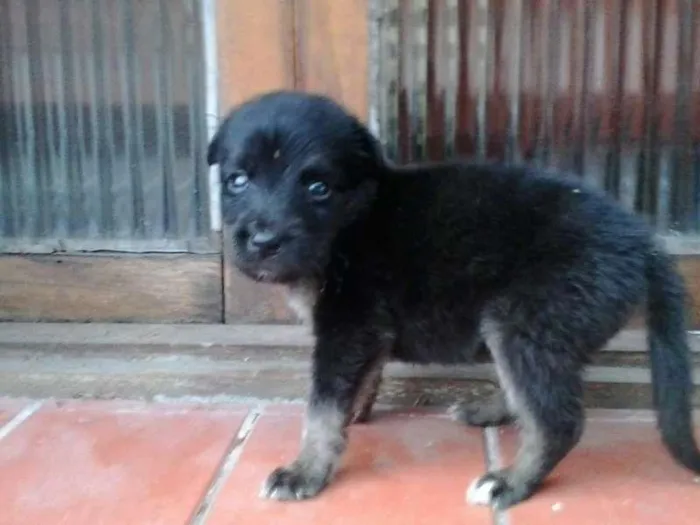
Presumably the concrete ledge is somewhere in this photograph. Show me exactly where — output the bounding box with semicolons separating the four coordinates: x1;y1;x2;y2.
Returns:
1;323;699;405
2;323;700;352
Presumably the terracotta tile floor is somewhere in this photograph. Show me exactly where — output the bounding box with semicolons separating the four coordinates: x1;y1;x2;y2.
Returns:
0;400;698;524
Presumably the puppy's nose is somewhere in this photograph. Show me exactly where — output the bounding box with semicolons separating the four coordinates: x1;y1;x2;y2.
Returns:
247;228;281;256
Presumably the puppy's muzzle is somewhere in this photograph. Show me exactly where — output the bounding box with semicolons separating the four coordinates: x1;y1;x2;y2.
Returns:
242;223;283;259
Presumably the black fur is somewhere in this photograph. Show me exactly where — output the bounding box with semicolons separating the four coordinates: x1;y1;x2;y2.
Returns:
208;90;700;509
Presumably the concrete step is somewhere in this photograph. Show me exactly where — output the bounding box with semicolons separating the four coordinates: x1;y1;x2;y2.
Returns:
1;323;699;409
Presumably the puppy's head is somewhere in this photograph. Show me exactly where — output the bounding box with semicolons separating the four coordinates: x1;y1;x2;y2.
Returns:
208;91;384;284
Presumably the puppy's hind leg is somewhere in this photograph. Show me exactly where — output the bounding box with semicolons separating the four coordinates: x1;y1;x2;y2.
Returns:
449;390;515;428
467;320;585;510
350;356;385;424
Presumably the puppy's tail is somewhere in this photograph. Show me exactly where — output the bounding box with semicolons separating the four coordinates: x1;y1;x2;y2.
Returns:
646;249;700;472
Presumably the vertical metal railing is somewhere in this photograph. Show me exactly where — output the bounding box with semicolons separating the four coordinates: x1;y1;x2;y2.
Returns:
0;0;212;253
370;0;700;236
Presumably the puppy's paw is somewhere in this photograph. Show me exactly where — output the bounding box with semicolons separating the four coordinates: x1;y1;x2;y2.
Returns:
259;464;330;501
466;470;533;510
448;398;513;428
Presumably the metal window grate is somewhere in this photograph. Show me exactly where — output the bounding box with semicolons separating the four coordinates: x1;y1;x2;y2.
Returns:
0;0;212;254
370;0;700;235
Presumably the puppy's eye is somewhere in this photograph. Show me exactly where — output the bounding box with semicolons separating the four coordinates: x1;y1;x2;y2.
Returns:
307;181;331;201
225;171;249;195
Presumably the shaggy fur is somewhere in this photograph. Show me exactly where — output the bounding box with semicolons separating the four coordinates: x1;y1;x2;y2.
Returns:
207;90;700;509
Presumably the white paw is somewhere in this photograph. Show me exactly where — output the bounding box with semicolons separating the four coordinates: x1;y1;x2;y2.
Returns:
466;477;498;506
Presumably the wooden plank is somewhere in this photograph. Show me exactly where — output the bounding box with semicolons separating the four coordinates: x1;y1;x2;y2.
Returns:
0;254;222;323
223;252;700;325
294;0;370;118
220;0;369;322
216;0;297;323
215;0;295;109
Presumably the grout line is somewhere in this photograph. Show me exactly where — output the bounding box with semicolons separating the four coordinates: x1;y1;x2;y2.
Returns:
188;405;264;525
0;401;43;441
483;427;510;525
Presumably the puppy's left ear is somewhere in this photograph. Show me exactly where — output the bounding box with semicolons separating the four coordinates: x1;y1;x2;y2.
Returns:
207;127;222;166
365;131;385;162
352;122;388;166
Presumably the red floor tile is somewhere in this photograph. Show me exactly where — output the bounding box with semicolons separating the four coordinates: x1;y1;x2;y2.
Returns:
0;399;33;429
0;401;249;525
497;410;700;525
208;408;492;525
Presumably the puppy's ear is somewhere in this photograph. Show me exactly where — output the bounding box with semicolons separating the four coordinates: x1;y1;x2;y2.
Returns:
366;132;388;165
354;126;390;174
207;129;221;166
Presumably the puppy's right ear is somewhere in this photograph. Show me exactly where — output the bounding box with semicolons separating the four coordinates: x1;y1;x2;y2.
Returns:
207;128;221;166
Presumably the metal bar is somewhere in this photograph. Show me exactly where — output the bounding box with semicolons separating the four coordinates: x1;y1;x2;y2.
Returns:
372;0;390;156
42;7;59;238
162;1;178;237
39;5;61;239
396;1;408;161
202;0;220;232
23;1;41;238
31;0;55;237
425;0;442;160
59;0;82;236
120;0;145;237
8;2;25;238
1;0;210;252
408;0;428;162
145;0;166;239
0;0;14;237
474;0;489;159
134;0;149;238
52;3;70;239
638;0;663;225
606;0;623;200
539;0;559;166
87;0;108;236
186;0;202;238
575;0;594;176
2;0;24;239
153;0;173;237
100;1;118;236
73;2;92;237
442;0;459;158
506;0;523;163
672;0;696;232
614;0;637;211
381;0;402;161
368;0;383;140
372;0;388;151
193;2;210;235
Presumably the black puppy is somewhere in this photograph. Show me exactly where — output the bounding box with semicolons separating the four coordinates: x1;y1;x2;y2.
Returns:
207;90;700;509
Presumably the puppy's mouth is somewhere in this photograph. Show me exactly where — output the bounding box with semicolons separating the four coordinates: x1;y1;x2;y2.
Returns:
233;245;300;284
234;260;283;283
234;254;283;282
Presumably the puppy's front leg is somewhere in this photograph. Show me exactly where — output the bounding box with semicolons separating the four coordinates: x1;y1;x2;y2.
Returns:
260;334;385;501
